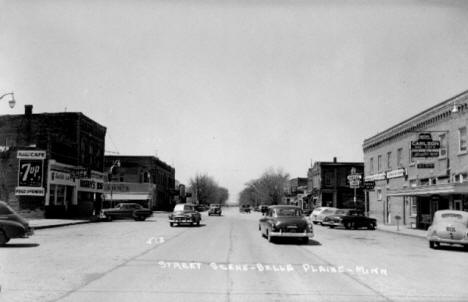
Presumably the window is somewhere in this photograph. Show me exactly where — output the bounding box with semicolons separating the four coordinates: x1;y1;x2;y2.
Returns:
409;197;417;217
397;148;403;167
439;133;447;158
377;188;382;201
377;155;382;172
386;151;392;170
459;127;467;152
369;157;374;174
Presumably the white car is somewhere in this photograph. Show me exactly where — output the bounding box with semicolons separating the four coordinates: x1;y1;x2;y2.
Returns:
427;210;468;249
310;207;338;225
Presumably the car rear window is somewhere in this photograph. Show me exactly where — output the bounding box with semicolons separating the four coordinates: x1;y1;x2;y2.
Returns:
274;208;301;217
322;209;334;214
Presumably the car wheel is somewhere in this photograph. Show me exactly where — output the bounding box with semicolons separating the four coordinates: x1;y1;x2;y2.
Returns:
344;222;351;229
196;220;200;226
0;230;9;246
329;225;335;229
106;215;113;221
367;223;375;230
429;241;439;249
170;222;174;227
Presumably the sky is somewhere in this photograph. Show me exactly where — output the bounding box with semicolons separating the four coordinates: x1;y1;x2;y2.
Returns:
1;0;468;203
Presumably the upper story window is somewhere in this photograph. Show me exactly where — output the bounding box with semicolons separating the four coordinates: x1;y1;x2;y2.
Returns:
439;133;447;158
397;148;403;167
377;155;382;172
386;151;392;170
369;157;374;174
459;127;467;153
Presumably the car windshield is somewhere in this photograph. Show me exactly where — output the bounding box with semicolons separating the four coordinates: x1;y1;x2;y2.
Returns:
273;208;302;217
435;212;468;224
335;210;348;215
174;204;194;211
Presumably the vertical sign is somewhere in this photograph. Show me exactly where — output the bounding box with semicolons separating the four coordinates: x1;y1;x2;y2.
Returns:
15;150;46;196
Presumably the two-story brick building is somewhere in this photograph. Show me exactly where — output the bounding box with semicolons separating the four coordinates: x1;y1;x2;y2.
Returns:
363;90;468;229
307;158;365;210
103;155;175;211
0;105;106;218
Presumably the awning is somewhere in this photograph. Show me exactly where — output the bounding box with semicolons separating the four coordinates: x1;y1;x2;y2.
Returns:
102;193;152;200
387;182;468;197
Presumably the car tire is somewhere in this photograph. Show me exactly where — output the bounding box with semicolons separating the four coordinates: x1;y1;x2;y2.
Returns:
429;241;435;249
267;230;274;243
367;223;375;230
106;215;113;221
329;225;335;229
0;230;9;246
170;222;174;227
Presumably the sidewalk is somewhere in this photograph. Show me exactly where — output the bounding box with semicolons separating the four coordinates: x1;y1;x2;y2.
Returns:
376;223;427;239
28;218;92;230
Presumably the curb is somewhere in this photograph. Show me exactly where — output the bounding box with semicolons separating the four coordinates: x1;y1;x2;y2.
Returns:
32;220;92;230
376;228;426;239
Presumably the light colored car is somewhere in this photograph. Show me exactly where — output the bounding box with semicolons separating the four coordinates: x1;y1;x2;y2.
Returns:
310;207;338;225
427;210;468;249
169;203;201;227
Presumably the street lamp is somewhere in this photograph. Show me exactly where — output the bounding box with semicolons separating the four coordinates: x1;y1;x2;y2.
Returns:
0;92;15;108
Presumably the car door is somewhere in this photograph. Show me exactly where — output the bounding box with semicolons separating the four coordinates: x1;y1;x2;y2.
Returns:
259;209;272;235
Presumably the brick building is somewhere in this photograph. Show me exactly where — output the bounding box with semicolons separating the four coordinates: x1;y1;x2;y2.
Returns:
363;90;468;229
0;105;106;218
307;158;364;209
104;155;175;211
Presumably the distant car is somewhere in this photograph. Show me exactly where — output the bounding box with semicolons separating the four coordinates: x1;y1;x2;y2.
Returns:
101;203;153;221
169;203;201;227
427;210;468;249
0;201;34;246
208;204;222;216
310;207;338;225
323;209;376;230
259;205;313;244
259;204;269;215
239;204;251;213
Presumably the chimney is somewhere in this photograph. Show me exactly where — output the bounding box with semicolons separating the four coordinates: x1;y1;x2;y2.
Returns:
333;157;337;163
25;105;33;116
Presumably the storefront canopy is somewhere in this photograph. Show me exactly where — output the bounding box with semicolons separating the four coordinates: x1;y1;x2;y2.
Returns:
102;193;152;200
387;182;468;197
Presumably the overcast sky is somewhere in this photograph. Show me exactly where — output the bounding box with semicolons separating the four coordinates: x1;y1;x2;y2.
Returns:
1;0;468;202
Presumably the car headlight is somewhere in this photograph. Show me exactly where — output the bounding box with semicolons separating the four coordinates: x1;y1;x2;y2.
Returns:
307;223;313;231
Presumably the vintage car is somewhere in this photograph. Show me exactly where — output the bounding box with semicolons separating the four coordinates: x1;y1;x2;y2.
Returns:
322;209;376;230
259;205;313;244
101;203;153;221
0;201;34;245
239;204;251;213
208;204;222;216
169;203;201;227
310;207;338;224
427;210;468;249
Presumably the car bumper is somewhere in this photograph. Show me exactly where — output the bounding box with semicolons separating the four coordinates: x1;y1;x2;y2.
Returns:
270;231;314;238
169;218;196;223
428;236;468;245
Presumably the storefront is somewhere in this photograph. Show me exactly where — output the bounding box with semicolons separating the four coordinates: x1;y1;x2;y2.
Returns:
102;182;155;209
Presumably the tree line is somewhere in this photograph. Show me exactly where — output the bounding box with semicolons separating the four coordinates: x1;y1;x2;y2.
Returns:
238;168;289;206
188;173;229;205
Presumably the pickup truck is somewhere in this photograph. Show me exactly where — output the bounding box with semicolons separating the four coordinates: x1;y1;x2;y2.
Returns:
101;203;153;221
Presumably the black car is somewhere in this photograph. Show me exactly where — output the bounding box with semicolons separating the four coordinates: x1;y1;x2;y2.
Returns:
323;209;376;230
239;204;251;213
0;201;34;245
259;205;313;244
208;204;222;216
101;203;153;221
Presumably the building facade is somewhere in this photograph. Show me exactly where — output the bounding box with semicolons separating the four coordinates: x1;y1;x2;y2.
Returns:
0;105;106;218
307;158;364;210
284;177;309;209
363;90;468;229
104;155;175;211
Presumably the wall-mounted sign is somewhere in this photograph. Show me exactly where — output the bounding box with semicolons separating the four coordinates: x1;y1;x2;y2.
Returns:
411;133;440;158
15;187;45;196
386;168;406;179
363;181;375;190
17;150;46;159
417;163;435;169
364;173;386;181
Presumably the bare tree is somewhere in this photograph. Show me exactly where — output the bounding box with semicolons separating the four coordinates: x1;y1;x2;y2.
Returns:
240;168;289;206
189;173;229;205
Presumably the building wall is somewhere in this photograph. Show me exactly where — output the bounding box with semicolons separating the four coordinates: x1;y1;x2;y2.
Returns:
0;106;106;218
104;155;175;211
363;90;468;227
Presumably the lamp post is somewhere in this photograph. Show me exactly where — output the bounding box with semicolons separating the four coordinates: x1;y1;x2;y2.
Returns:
0;92;15;109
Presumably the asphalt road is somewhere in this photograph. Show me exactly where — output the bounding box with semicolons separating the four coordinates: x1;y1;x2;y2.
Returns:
1;207;467;302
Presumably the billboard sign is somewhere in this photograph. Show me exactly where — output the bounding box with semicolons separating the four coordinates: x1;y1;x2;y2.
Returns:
411;133;440;158
16;150;46;196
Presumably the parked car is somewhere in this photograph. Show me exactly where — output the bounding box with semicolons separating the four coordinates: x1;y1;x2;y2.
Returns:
427;210;468;249
310;207;338;224
259;205;313;244
259;204;269;215
169;203;201;227
208;204;222;216
101;203;153;221
323;209;376;230
239;204;251;213
0;201;34;245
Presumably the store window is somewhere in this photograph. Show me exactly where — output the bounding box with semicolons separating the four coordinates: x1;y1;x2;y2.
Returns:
397;148;403;167
377;188;382;201
409;197;417;217
459;127;467;152
49;185;56;205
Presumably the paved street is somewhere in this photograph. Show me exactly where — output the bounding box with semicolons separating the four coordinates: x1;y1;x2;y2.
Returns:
1;207;467;302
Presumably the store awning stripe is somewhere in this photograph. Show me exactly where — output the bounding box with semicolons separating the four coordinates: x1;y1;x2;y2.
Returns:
103;193;151;200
